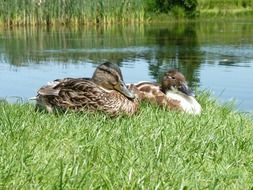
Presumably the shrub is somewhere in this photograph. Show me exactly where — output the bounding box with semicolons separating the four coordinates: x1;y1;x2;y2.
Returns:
153;0;198;17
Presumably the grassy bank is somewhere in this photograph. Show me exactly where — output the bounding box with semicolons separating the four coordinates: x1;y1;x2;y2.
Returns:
0;0;253;26
198;0;253;16
1;92;253;189
198;0;253;10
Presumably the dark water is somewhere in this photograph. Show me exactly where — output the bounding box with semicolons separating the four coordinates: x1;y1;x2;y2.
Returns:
0;20;253;112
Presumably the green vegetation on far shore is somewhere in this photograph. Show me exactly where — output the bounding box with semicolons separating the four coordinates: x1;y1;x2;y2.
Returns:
1;92;253;189
198;0;253;17
0;0;253;26
0;0;145;26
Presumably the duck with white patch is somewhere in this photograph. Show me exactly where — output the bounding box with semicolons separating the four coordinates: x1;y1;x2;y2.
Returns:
130;69;201;115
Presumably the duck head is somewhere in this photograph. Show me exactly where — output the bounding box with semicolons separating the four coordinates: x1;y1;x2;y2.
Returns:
161;69;194;97
92;62;135;99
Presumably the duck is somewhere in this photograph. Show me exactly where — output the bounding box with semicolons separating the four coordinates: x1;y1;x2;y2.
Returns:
130;69;201;115
35;62;139;116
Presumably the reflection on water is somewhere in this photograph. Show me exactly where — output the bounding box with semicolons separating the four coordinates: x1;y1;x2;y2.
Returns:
0;20;253;112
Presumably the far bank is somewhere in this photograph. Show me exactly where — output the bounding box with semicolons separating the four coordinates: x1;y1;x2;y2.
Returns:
0;0;253;27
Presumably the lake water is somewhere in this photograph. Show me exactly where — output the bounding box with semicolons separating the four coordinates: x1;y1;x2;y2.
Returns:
0;20;253;112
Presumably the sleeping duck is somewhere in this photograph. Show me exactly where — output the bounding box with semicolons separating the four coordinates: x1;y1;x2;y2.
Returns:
35;62;139;116
130;69;201;115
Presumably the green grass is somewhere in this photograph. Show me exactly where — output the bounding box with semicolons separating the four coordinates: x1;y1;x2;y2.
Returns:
198;0;253;9
198;0;253;16
0;92;253;189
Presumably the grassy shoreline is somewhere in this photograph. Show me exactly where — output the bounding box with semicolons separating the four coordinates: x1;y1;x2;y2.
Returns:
1;12;252;27
1;92;253;189
0;0;253;27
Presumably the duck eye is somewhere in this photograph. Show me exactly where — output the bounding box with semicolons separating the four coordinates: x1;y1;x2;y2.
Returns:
167;75;176;80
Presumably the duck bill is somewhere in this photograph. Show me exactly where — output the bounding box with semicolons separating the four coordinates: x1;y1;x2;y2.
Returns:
179;83;195;97
115;80;135;99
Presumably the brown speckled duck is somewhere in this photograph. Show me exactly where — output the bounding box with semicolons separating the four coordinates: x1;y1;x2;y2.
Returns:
130;69;201;115
35;62;138;116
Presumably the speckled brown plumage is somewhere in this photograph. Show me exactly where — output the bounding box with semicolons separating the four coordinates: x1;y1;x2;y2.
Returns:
129;82;182;111
35;62;139;116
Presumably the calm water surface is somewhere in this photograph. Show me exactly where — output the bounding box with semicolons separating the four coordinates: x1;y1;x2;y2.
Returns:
0;20;253;112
